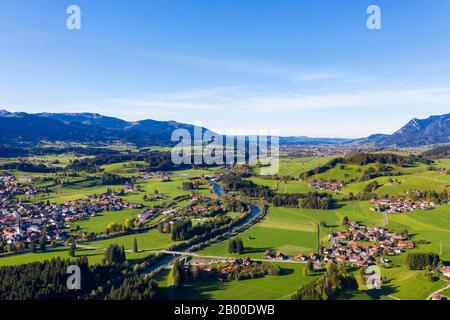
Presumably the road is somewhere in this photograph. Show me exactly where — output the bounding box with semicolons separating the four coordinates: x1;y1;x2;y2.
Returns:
137;250;306;264
426;282;450;300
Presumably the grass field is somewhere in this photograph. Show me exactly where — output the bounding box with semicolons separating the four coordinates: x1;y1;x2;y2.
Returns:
84;228;174;251
72;208;143;233
176;263;321;300
101;161;146;176
342;170;450;195
259;156;335;177
198;199;450;300
247;177;313;194
0;247;105;266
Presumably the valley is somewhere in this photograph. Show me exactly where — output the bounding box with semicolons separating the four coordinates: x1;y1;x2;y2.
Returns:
0;141;449;300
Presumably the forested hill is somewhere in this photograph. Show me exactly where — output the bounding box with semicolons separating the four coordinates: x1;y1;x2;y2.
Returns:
0;110;211;147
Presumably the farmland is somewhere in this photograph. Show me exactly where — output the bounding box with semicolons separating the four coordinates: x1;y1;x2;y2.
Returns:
0;150;449;300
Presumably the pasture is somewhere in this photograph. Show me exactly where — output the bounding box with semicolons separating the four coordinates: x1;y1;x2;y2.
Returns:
176;263;321;300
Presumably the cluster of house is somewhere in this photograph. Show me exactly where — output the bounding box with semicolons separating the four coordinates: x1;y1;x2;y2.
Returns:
0;175;41;208
308;180;344;191
0;193;142;244
323;222;414;267
186;196;222;217
137;208;160;223
370;198;436;213
263;249;323;268
281;145;352;157
137;171;172;181
124;182;140;194
263;222;413;268
190;257;254;275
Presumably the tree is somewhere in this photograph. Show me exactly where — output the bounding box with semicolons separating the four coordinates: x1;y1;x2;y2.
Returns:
360;267;366;285
305;259;314;275
15;241;25;253
104;244;126;265
133;238;138;253
228;238;244;254
406;252;440;270
106;221;120;235
342;216;349;227
69;241;76;257
29;240;36;253
326;260;338;275
39;227;47;252
172;259;185;289
235;237;244;254
228;238;237;254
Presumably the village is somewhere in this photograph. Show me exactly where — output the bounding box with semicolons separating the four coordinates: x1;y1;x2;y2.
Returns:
0;175;41;208
1;176;143;245
263;221;414;269
137;171;173;181
0;172;226;247
370;198;436;213
308;179;344;191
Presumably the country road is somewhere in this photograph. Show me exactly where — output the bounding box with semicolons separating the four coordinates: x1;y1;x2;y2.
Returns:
76;246;307;266
426;282;450;300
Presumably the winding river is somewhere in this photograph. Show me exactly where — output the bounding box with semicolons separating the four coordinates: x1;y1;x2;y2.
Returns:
143;179;262;275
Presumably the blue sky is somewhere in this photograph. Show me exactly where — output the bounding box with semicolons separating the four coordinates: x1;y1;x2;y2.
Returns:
1;0;450;137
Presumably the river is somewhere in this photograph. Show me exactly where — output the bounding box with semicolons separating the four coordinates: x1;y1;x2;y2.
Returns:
142;179;262;275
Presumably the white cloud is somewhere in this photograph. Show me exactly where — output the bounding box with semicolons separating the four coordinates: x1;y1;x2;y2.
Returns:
131;50;342;83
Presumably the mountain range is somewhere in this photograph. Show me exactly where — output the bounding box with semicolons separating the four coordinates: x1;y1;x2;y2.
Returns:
0;110;209;147
375;113;450;147
0;110;448;148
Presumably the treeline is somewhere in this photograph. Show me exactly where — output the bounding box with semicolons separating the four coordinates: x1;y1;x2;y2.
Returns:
421;145;450;158
0;146;122;158
409;190;449;204
0;162;57;173
406;253;440;270
67;150;211;173
345;152;430;166
358;164;400;182
292;261;358;300
300;152;431;179
222;195;250;213
101;172;131;185
220;175;334;209
300;157;344;179
168;216;233;242
0;254;160;300
181;181;202;191
227;263;282;281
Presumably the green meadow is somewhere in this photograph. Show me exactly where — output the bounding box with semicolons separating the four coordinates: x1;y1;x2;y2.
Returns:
84;228;173;251
72;208;143;233
0;247;105;266
176;263;322;300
